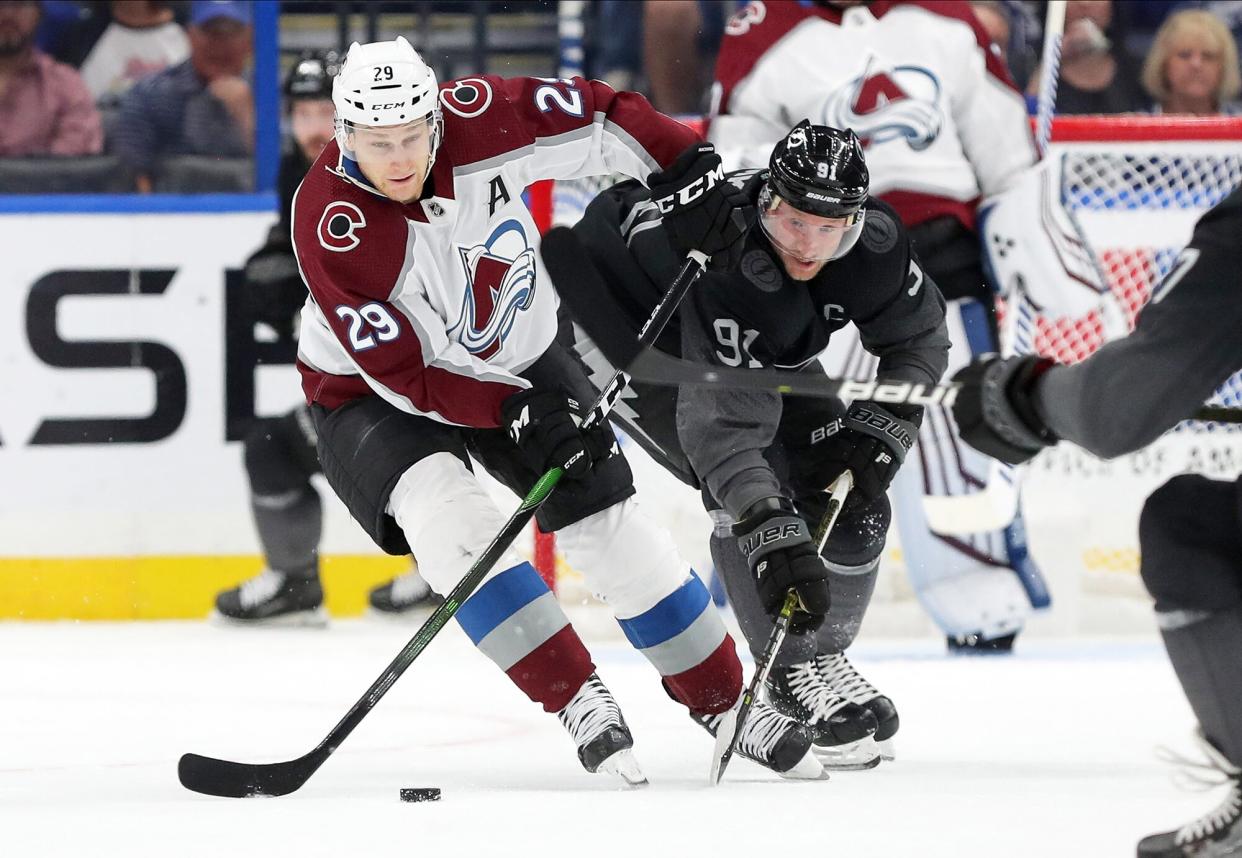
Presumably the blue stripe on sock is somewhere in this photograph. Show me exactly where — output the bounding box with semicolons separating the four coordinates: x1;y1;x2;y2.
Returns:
455;562;550;645
617;571;711;650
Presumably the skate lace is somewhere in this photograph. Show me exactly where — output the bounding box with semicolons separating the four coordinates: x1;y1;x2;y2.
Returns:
238;570;286;610
817;652;879;703
557;675;621;746
786;661;852;719
389;571;431;606
1155;735;1242;845
737;703;796;763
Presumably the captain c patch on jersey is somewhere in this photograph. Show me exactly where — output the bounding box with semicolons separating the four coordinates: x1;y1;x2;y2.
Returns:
317;201;367;252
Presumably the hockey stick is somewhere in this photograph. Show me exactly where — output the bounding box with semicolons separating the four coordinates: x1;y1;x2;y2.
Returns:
712;470;854;784
177;230;709;798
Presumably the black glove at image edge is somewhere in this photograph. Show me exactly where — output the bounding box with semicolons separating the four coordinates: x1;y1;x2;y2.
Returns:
950;355;1059;466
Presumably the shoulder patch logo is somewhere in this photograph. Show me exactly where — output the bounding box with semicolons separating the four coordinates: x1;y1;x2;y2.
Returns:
861;208;897;254
317;201;367;252
441;78;494;119
741;249;783;292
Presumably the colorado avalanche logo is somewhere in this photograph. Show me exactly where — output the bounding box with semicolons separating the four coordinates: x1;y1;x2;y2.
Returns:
450;219;536;360
317;201;366;252
820;64;943;151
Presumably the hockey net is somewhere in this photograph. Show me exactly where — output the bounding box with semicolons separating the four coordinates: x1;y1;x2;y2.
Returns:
529;115;1242;636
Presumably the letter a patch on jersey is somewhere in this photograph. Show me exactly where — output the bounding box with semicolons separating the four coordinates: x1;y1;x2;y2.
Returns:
317;201;367;252
451;219;536;360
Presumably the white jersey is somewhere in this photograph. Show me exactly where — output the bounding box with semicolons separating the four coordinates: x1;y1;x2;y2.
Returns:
292;74;699;428
709;0;1036;230
78;21;189;104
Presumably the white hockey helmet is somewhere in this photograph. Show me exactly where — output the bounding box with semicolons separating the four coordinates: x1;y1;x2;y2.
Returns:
332;36;443;167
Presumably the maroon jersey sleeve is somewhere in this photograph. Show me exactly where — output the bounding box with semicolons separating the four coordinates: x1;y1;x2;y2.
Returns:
438;74;701;181
292;151;524;427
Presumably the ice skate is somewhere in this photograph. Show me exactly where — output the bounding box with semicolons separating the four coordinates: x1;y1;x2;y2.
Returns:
213;569;327;627
765;660;880;770
817;651;899;760
557;673;647;788
1138;732;1242;857
368;569;443;614
693;699;826;780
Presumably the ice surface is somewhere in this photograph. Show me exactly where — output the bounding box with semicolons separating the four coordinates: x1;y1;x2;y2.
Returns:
0;619;1211;858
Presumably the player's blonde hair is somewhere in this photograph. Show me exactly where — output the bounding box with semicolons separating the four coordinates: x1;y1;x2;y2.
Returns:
1141;10;1241;109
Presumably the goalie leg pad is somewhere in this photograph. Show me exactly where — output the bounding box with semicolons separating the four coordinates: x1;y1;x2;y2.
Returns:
558;500;741;714
388;454;593;713
892;463;1031;639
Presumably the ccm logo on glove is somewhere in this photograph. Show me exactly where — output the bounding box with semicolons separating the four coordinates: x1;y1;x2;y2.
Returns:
654;163;723;213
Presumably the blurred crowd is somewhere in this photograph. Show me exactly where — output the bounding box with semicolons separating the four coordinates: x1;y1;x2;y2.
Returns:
0;0;255;192
0;0;1240;196
598;0;1242;118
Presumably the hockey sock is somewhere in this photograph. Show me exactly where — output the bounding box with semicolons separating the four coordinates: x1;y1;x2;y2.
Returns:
709;529;817;669
455;561;595;713
251;488;322;578
1159;605;1242;765
614;571;741;715
814;558;879;653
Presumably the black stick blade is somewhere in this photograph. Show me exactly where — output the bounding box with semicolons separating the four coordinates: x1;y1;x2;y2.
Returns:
178;748;326;798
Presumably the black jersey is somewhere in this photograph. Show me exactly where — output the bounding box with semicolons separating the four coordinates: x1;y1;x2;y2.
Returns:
1034;185;1242;459
572;171;950;518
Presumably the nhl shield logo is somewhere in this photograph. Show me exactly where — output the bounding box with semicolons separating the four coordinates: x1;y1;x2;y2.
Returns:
450;219;536;359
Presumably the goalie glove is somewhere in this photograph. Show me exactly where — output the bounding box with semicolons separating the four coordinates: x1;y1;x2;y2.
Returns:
733;498;830;633
816;403;918;507
951;355;1059;465
649;142;756;270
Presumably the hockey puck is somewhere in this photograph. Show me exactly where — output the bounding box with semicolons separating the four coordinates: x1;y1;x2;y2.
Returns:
399;787;441;803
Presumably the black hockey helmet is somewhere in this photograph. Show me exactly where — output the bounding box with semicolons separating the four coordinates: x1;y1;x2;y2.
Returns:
759;120;870;263
284;50;341;102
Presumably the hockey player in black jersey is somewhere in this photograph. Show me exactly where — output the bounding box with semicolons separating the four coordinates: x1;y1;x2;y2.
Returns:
562;121;951;766
950;186;1242;856
213;51;437;625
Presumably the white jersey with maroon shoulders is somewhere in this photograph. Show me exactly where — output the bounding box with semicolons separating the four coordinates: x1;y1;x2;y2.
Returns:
709;0;1036;230
292;74;699;428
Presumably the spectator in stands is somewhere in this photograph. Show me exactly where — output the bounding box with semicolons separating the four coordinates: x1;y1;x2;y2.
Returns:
1026;0;1148;114
594;1;732;115
643;0;731;115
57;2;190;114
1142;9;1242;115
113;0;253;192
0;0;102;157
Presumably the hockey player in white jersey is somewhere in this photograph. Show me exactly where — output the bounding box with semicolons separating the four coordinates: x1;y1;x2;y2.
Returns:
708;0;1048;653
288;37;825;781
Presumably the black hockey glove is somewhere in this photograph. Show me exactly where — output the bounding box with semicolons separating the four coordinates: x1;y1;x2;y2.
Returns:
816;403;919;507
951;355;1059;465
649;142;756;270
502;388;608;481
733;499;830;633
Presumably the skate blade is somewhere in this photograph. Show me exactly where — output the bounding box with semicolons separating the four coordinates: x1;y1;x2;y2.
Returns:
709;707;740;785
877;738;896;761
778;750;830;781
597;748;648;788
209;608;329;629
813;739;882;771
